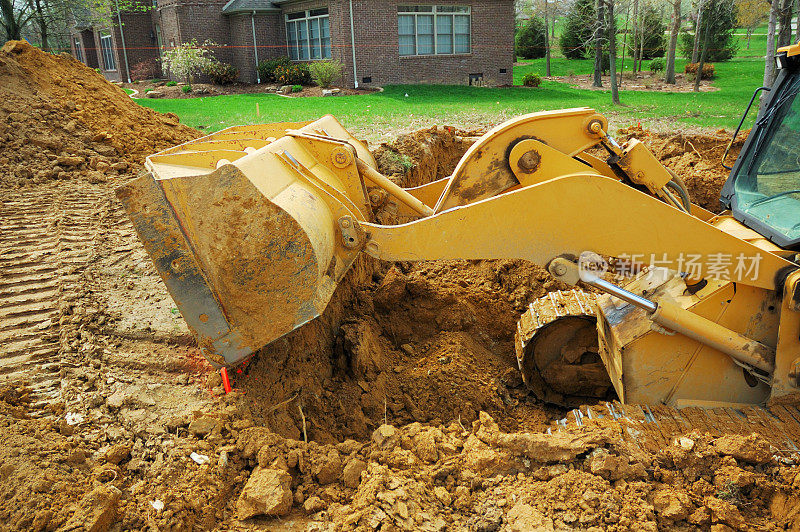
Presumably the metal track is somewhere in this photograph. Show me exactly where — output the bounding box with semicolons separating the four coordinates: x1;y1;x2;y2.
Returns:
551;401;800;460
0;186;104;415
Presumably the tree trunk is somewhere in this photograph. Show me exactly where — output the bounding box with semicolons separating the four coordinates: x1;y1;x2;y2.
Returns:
665;0;680;83
607;0;620;104
544;0;551;76
30;0;49;51
691;0;704;63
694;8;711;92
764;0;781;95
620;2;629;85
0;0;24;41
632;0;639;72
593;0;605;86
778;0;793;46
795;0;800;41
638;8;645;70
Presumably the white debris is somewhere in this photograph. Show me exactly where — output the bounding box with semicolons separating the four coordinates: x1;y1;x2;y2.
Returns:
151;499;164;511
676;437;695;451
65;412;84;426
190;452;210;465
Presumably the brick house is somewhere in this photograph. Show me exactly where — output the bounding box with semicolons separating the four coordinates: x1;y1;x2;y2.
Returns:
70;0;514;87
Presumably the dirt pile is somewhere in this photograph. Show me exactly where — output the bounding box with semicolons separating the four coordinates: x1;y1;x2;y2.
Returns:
618;124;744;212
0;40;197;188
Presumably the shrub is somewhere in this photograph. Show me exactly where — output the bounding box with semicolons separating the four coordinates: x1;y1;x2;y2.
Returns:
310;60;343;88
684;62;715;79
292;84;303;93
679;0;738;62
515;17;547;59
166;80;177;87
649;57;665;72
182;84;193;94
522;72;541;87
204;61;239;85
274;64;311;85
257;56;291;83
144;88;153;93
161;40;216;82
559;0;596;59
130;59;160;81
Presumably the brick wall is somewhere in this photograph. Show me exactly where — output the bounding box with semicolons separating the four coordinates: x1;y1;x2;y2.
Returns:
277;0;513;88
346;0;514;87
228;12;285;83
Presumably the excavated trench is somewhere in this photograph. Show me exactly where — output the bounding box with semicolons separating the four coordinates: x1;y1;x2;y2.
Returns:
6;41;797;532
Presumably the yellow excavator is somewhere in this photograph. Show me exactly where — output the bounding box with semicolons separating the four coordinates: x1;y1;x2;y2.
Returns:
118;45;800;443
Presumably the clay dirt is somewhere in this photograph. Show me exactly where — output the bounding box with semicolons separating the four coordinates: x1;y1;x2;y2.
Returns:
1;41;799;532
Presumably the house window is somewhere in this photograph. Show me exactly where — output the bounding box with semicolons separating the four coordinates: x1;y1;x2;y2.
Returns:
73;37;84;63
398;5;470;56
100;32;116;71
286;8;330;61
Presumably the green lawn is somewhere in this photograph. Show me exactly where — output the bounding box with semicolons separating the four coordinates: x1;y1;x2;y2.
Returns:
137;34;772;139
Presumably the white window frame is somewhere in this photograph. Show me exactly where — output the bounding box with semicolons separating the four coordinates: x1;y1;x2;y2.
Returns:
99;31;117;71
398;5;471;57
73;37;84;63
285;8;331;61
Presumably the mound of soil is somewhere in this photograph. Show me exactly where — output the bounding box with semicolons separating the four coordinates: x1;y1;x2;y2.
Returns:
618;123;744;212
0;40;198;188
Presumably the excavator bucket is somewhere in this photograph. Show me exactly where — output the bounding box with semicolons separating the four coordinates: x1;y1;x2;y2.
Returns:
116;117;382;366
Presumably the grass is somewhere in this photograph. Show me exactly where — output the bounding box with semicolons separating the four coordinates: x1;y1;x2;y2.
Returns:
136;32;772;138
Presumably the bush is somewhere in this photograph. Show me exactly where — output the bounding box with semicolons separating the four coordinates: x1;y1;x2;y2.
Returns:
310;60;343;88
559;0;596;59
649;57;665;72
679;0;738;62
257;57;291;83
684;62;715;79
204;61;239;85
522;72;541;87
182;84;192;94
130;59;160;81
166;80;177;87
274;64;311;85
161;40;216;82
292;84;303;93
515;17;547;59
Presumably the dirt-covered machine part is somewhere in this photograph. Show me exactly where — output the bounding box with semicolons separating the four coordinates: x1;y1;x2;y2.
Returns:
119;104;800;411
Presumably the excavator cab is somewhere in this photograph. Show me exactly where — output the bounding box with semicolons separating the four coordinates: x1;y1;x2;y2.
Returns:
722;43;800;249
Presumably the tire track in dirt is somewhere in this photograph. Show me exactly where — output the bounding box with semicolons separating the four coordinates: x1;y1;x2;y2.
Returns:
0;185;106;415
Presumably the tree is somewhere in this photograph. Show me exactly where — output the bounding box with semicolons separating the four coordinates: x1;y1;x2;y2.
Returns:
593;0;606;86
694;0;713;91
736;0;769;48
778;0;793;46
680;0;739;62
1;0;33;41
560;0;596;58
764;0;780;94
637;5;666;59
664;0;682;83
606;0;620;104
515;16;548;59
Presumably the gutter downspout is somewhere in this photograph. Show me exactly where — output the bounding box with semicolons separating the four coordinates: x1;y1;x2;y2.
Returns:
113;0;131;83
251;11;260;83
348;0;358;88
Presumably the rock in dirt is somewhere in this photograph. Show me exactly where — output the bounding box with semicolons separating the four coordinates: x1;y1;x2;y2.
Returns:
712;433;772;464
188;415;218;437
312;449;343;484
652;488;691;522
303;495;327;513
342;458;367;488
236;467;293;519
61;485;120;531
103;443;131;464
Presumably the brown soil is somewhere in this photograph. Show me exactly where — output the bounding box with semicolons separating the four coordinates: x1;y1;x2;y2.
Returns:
1;41;798;532
0;40;197;189
551;71;718;93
